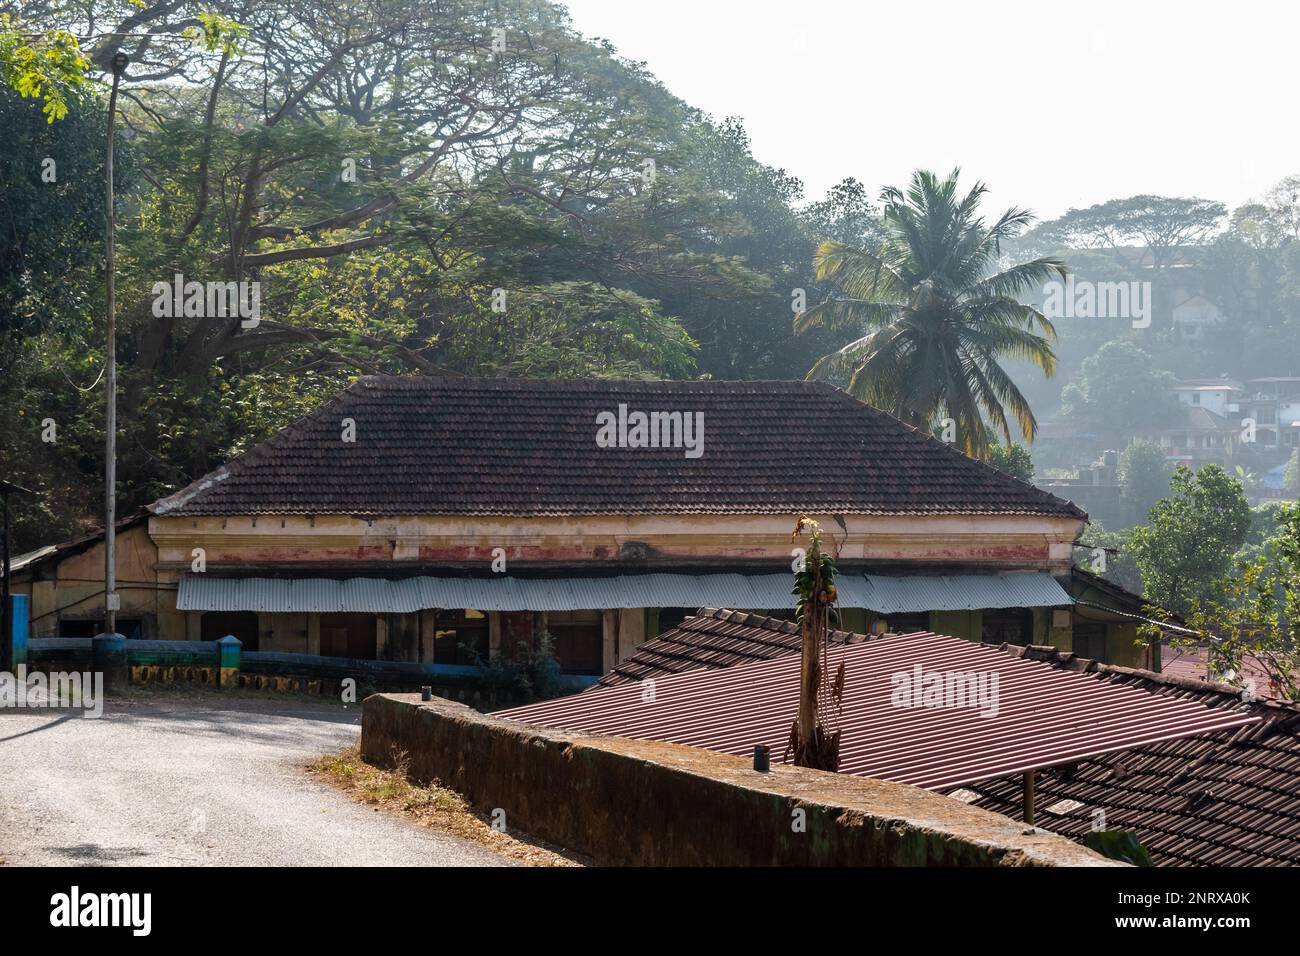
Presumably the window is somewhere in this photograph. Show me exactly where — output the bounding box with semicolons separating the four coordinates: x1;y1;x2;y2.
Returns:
981;608;1033;645
433;609;489;665
1073;623;1108;662
60;617;144;639
319;613;377;659
883;612;930;634
654;607;695;633
200;611;259;649
547;610;604;675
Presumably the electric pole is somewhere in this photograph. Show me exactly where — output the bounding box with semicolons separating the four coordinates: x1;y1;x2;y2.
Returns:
103;49;128;637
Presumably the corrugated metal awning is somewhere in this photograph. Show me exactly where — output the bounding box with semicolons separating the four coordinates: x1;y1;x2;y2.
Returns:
177;573;802;614
177;571;1071;614
859;572;1070;613
495;630;1260;791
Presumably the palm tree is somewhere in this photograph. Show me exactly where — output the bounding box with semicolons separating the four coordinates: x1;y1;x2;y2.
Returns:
796;169;1065;459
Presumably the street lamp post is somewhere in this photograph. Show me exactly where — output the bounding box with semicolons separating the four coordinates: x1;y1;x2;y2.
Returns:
103;49;128;637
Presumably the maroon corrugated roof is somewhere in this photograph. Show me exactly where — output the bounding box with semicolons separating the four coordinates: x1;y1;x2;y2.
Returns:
496;628;1258;791
949;644;1300;867
149;376;1085;519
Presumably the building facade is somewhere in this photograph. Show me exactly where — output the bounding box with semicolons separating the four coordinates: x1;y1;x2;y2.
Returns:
11;377;1163;674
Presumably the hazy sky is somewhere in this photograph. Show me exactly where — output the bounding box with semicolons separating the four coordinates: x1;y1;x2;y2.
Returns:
562;0;1295;221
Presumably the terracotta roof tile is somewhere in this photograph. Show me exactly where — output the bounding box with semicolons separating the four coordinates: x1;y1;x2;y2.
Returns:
150;377;1085;519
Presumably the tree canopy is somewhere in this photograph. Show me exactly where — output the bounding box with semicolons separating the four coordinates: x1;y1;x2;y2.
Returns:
796;168;1064;458
1127;464;1252;615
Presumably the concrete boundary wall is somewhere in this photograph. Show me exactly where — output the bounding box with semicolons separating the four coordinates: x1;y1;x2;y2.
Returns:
361;693;1120;867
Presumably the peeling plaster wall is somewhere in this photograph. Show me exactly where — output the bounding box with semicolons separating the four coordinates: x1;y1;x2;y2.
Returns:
12;524;168;638
148;512;1083;573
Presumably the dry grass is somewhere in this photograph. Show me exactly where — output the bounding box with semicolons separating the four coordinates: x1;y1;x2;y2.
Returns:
306;745;586;867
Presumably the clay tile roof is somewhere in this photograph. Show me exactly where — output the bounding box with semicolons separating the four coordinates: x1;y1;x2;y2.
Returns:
149;377;1085;519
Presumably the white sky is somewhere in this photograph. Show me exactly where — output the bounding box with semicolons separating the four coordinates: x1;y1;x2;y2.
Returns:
561;0;1296;219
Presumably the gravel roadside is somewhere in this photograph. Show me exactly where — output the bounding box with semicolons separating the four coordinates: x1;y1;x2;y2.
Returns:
0;694;511;867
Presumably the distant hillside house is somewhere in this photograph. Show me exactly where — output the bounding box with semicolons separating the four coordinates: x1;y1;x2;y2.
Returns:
1154;377;1300;470
9;377;1164;676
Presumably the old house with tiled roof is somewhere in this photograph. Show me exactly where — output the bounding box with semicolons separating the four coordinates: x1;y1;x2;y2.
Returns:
10;375;1154;677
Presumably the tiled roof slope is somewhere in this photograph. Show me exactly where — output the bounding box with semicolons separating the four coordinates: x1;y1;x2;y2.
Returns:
948;645;1300;867
150;377;1085;519
601;611;1300;867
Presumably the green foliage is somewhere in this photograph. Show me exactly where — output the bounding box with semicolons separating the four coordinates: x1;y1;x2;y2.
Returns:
1118;440;1171;523
184;12;249;55
1024;195;1226;260
1059;342;1181;440
1075;523;1144;596
1;0;830;550
987;442;1034;483
1144;503;1300;701
471;631;565;704
791;518;838;614
0;21;90;122
1127;465;1252;615
797;168;1064;459
0;87;109;326
1084;830;1152;867
1285;449;1300;497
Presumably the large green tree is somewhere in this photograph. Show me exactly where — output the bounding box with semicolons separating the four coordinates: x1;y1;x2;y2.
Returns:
795;168;1064;458
1059;341;1182;443
1118;439;1171;524
1128;464;1252;614
1;0;817;548
1144;503;1300;701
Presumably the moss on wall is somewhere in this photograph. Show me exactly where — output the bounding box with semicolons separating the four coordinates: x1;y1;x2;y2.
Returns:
361;693;1120;867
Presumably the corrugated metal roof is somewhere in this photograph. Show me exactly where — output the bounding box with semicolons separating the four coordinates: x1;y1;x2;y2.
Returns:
860;572;1070;613
495;630;1258;791
177;573;802;613
177;571;1070;614
949;642;1300;867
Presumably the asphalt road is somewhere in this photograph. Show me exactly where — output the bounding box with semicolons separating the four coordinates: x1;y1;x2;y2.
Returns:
0;694;509;867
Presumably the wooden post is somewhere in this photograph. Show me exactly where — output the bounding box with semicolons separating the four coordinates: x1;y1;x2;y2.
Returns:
1023;770;1036;825
797;601;820;750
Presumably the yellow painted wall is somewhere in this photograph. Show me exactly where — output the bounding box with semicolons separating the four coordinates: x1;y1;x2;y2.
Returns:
929;610;982;642
14;523;165;637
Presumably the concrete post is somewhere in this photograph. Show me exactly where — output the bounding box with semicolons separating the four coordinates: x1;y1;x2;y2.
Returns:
217;635;242;689
91;632;127;693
